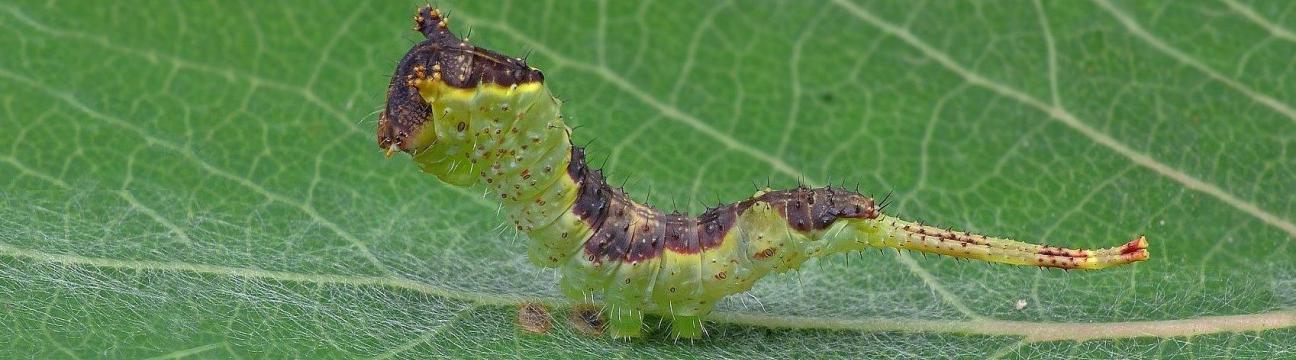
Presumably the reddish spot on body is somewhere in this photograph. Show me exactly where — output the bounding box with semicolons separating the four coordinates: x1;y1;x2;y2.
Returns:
1037;247;1086;258
1121;236;1149;254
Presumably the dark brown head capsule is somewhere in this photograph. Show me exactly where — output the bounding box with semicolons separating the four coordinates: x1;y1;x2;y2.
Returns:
378;6;546;156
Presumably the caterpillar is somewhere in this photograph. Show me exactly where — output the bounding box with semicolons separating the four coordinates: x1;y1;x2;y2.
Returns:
377;7;1151;339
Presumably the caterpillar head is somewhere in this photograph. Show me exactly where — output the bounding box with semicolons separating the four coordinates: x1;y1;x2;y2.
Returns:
378;6;545;157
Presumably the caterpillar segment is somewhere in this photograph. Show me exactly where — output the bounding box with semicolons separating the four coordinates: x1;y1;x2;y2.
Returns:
377;7;1151;339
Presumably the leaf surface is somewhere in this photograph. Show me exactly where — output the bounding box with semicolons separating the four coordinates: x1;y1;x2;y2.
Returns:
2;0;1294;358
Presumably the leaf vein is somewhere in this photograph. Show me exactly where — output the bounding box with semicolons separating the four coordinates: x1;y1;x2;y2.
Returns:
831;0;1296;239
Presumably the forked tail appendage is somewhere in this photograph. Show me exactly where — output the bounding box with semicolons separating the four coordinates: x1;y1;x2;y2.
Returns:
863;215;1149;270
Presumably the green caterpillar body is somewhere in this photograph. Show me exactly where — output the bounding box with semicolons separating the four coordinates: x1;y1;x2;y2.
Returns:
378;7;1151;339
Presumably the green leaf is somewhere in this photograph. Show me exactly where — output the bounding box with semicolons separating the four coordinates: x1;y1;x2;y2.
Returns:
2;0;1294;358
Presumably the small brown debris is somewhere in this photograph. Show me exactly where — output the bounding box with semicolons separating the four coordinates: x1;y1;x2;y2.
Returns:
567;303;606;337
517;302;552;334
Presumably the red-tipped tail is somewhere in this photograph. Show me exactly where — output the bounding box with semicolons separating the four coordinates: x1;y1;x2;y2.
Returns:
874;216;1150;270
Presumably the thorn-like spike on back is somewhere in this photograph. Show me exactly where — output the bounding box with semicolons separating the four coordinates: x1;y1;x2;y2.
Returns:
413;6;451;39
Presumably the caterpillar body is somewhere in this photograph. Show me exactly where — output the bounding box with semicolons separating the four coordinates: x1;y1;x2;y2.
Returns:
378;7;1151;339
